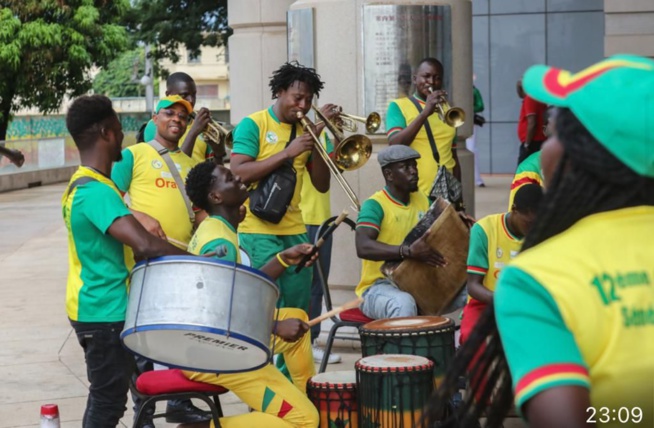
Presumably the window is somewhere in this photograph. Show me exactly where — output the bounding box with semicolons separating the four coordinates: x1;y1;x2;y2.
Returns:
196;85;218;98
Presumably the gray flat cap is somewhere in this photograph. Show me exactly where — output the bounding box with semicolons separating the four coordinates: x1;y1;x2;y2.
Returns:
377;145;421;168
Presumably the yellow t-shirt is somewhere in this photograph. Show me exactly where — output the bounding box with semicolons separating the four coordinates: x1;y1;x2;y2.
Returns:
386;96;457;196
355;188;430;296
111;143;196;251
232;107;311;235
496;207;654;426
188;215;241;263
299;132;332;226
466;213;523;296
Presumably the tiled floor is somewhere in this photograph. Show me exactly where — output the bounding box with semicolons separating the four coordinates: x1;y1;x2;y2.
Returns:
0;176;517;427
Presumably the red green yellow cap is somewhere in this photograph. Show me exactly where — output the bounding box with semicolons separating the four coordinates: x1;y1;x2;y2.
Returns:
522;54;654;178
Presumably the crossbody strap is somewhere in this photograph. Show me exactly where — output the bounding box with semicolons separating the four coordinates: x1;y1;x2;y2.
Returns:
409;96;440;164
147;140;195;224
65;176;98;199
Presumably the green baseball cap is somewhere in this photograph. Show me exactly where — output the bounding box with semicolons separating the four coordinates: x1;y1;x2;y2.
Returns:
155;95;193;114
522;54;654;178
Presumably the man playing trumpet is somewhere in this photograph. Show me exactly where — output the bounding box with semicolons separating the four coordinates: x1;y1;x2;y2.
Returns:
386;57;461;197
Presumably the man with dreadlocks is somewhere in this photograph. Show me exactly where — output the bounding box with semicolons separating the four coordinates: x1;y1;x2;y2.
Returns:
422;55;654;428
230;62;336;313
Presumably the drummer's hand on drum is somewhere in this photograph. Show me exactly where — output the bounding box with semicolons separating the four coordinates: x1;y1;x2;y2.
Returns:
274;318;309;342
407;230;447;267
285;133;315;158
130;209;167;240
457;211;476;229
281;244;318;267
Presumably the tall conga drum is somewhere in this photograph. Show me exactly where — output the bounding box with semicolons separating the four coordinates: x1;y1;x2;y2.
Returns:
356;354;434;428
359;316;455;386
307;371;358;428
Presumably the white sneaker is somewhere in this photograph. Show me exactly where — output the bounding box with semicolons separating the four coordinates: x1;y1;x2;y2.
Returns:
312;345;342;364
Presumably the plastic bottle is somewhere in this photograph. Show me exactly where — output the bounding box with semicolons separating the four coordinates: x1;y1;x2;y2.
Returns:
40;404;60;428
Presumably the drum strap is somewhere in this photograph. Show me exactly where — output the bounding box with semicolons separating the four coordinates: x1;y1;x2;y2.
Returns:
409;97;440;164
147;140;195;224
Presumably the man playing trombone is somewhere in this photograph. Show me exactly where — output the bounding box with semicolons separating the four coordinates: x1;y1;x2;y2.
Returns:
230;61;337;314
386;57;461;197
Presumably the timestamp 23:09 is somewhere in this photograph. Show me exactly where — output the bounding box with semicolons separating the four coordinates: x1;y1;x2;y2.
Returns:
587;407;643;424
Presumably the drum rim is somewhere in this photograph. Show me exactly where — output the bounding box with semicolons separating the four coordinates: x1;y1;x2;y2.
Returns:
360;316;454;332
355;354;434;373
121;323;271;374
308;371;357;390
307;381;357;391
133;255;277;286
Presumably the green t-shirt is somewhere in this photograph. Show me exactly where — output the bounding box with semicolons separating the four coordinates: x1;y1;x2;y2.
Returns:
62;167;132;322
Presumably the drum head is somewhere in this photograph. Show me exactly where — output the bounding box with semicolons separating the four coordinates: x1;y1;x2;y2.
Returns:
309;370;357;388
362;316;452;332
356;354;433;372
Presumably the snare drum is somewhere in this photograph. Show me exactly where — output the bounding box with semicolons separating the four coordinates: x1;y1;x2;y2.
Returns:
307;371;358;428
121;256;279;373
359;316;455;385
356;354;434;428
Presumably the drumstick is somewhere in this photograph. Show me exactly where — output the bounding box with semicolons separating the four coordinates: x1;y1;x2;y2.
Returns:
167;237;189;249
307;297;363;327
294;210;349;273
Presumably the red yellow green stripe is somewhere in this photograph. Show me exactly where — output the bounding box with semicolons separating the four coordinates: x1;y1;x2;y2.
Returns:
515;363;590;405
510;175;542;190
467;266;487;275
501;214;520;241
382;188;407;206
387;126;403;136
357;222;380;231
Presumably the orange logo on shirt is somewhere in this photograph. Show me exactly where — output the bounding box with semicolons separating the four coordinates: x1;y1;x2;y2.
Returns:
155;178;178;188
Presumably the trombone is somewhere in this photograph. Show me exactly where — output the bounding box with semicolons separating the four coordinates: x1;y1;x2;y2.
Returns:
296;106;373;211
427;88;465;128
189;111;234;149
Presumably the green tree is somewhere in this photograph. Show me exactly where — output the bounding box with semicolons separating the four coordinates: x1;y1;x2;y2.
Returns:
0;1;131;140
93;47;160;98
129;0;229;64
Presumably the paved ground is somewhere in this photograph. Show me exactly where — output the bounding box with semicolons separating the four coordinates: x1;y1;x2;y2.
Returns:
0;175;517;427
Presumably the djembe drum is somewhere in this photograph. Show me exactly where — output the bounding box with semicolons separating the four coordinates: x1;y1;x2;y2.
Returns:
359;316;455;386
307;371;358;428
356;354;434;428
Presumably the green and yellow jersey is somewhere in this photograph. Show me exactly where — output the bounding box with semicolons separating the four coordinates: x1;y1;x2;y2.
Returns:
299;132;333;226
188;215;241;263
466;213;523;298
111;143;196;251
495;207;654;426
386;95;457;196
355;188;430;297
508;151;543;209
62;166;132;322
232;106;311;235
144;118;213;165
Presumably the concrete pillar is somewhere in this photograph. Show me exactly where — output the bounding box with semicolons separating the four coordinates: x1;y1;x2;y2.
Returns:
228;0;296;123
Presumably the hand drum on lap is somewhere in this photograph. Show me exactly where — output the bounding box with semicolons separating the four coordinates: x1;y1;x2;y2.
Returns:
382;198;469;315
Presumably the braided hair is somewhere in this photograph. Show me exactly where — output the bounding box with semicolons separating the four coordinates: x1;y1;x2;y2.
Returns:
420;107;654;428
269;61;324;99
185;160;217;213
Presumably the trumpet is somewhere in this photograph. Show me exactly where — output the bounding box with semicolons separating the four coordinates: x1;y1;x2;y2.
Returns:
296;106;373;211
189;111;234;150
334;108;382;134
427;88;465;128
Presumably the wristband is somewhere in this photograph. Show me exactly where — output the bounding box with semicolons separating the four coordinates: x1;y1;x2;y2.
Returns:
276;252;290;268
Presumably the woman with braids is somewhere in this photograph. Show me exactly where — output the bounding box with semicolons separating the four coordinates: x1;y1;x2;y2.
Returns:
422;55;654;428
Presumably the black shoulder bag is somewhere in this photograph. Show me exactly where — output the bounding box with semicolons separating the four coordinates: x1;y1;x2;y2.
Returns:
248;125;298;224
409;97;464;210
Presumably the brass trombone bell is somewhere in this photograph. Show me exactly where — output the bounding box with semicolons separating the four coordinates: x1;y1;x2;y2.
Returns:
427;88;466;128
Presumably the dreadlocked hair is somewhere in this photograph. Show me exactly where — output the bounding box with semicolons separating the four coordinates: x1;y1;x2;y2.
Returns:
269;61;324;99
522;107;654;251
419;305;513;428
185;160;217;212
420;107;654;428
